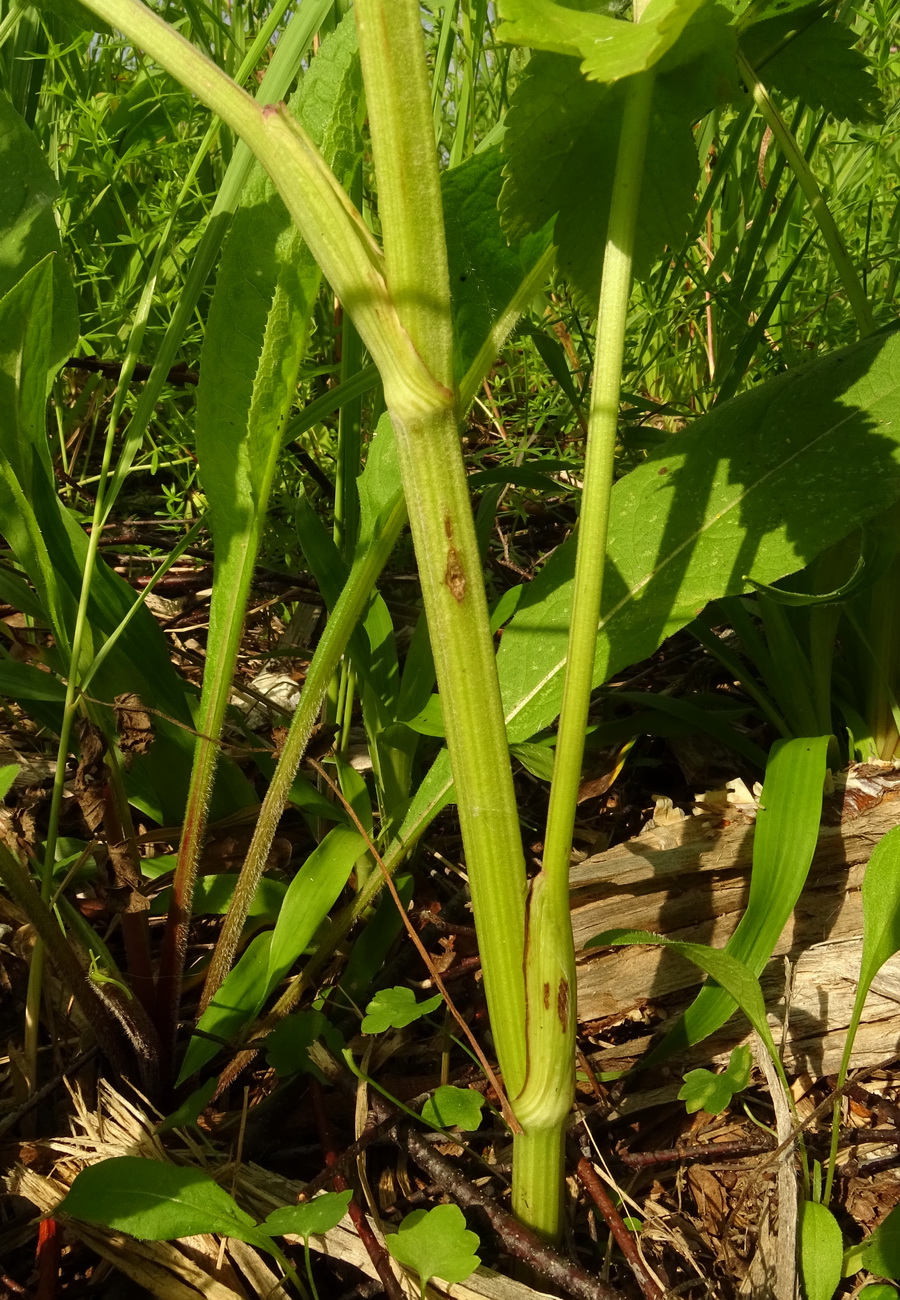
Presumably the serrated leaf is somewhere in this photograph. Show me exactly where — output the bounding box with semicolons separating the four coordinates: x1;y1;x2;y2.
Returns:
678;1043;752;1114
500;5;737;304
261;1191;352;1239
442;147;550;380
421;1085;485;1131
741;9;881;122
800;1200;844;1300
362;987;443;1034
497;0;709;83
60;1157;263;1245
386;1204;481;1295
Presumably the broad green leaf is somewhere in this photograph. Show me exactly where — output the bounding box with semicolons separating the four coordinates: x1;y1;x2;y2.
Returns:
0;660;65;703
261;1191;352;1239
180;825;363;1082
441;147;550;381
0;90;77;367
861;1204;900;1277
835;827;900;1089
60;1157;264;1245
499;6;738;302
647;736;827;1059
857;1288;899;1299
0;765;18;800
150;874;287;920
267;826;365;986
264;1008;343;1078
678;1044;752;1114
178;932;273;1083
386;1204;481;1295
585;930;782;1067
158;1079;218;1135
800;1201;844;1300
362;987;443;1034
496;332;900;746
497;0;709;83
741;8;881;122
421;1086;484;1132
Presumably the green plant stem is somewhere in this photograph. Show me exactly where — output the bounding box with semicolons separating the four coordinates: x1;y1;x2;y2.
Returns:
511;66;655;1243
79;0;438;415
198;491;408;1013
354;0;528;1097
738;51;875;338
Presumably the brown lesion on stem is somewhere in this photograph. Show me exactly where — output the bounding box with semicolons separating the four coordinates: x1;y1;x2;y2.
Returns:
445;546;466;602
543;982;551;1010
444;513;453;538
557;977;570;1031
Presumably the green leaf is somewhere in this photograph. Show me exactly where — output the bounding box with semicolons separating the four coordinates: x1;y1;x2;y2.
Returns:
741;9;881;123
180;826;363;1082
421;1085;485;1131
857;1288;899;1299
158;1080;218;1135
60;1157;264;1245
441;147;550;381
499;5;738;302
267;826;365;987
386;1204;481;1294
0;659;66;703
362;987;443;1034
861;1204;900;1277
586;930;782;1067
497;0;710;83
835;826;900;1114
261;1191;352;1239
0;764;18;800
800;1200;844;1300
190;14;363;840
495;332;900;747
264;1009;344;1079
678;1044;752;1114
0;90;77;367
647;735;827;1060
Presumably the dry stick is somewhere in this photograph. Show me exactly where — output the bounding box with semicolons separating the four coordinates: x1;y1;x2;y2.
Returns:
574;1156;663;1300
310;1078;406;1300
306;757;521;1134
390;1115;626;1300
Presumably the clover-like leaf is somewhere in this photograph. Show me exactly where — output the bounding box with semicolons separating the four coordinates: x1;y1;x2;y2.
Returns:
386;1204;481;1296
261;1191;352;1239
361;987;443;1034
678;1043;752;1115
421;1086;484;1132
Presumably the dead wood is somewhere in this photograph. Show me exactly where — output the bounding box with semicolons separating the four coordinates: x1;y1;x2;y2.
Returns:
572;764;900;1076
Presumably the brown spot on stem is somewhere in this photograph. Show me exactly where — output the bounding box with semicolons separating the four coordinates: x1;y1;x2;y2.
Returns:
445;547;466;602
543;982;551;1010
557;978;570;1031
444;514;454;538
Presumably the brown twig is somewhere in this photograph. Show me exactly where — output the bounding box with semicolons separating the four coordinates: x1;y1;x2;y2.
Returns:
390;1113;626;1300
65;355;199;385
616;1136;775;1169
310;1079;406;1300
575;1156;662;1300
